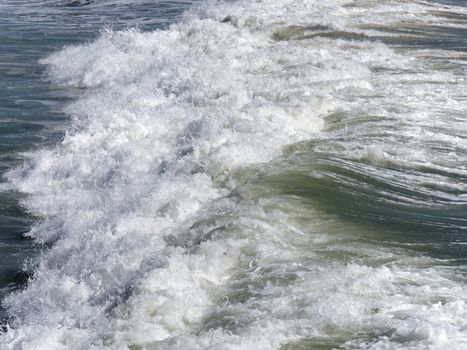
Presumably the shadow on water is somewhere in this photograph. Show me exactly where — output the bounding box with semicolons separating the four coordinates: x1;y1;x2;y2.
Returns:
0;191;35;332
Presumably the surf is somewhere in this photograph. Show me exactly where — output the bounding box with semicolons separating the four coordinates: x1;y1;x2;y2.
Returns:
2;0;467;349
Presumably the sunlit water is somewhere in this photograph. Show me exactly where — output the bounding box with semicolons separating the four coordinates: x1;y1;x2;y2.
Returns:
1;0;467;349
0;0;194;329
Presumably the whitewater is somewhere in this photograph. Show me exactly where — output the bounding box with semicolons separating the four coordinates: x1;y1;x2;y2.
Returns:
1;0;467;349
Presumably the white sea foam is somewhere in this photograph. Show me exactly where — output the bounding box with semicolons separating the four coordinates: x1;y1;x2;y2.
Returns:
2;0;467;349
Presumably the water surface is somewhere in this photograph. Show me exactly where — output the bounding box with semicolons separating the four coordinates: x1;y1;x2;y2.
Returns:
1;0;467;349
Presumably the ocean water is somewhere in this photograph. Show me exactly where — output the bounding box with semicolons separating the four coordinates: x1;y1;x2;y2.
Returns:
1;0;467;349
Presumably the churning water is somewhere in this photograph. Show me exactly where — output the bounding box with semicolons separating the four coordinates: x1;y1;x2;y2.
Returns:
1;0;467;349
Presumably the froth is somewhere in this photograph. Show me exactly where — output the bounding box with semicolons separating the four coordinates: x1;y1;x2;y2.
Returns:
2;0;467;349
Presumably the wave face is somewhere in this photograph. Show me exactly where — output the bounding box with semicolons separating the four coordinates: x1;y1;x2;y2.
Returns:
2;0;467;349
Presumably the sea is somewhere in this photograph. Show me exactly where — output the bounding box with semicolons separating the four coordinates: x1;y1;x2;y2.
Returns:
0;0;467;349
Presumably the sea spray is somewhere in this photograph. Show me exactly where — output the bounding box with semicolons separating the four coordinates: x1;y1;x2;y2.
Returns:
2;0;467;349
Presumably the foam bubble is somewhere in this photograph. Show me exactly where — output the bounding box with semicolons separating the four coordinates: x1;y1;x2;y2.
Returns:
2;0;467;349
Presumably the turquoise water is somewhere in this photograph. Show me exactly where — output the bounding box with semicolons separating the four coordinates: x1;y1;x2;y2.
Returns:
1;0;467;349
